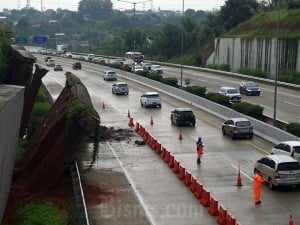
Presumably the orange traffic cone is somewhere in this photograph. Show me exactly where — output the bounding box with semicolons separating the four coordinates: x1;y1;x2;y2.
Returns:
127;110;131;118
288;214;294;225
128;117;134;127
102;101;106;109
236;163;243;187
150;116;154;125
179;130;183;140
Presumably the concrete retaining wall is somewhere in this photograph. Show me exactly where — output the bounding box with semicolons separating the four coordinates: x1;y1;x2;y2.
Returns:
0;85;24;222
207;38;300;79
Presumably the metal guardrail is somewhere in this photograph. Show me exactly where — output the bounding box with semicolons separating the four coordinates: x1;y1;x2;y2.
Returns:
70;161;90;225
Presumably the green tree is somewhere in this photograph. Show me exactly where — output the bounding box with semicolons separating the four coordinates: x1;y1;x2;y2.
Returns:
220;0;259;31
0;25;14;84
78;0;113;20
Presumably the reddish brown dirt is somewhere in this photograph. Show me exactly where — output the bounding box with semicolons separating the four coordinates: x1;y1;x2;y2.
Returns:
3;126;133;224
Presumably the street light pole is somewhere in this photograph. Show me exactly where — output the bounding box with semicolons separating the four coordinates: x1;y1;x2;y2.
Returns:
273;0;280;127
180;0;185;89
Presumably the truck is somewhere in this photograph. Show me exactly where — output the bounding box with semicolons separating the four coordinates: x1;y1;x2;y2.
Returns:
56;44;66;54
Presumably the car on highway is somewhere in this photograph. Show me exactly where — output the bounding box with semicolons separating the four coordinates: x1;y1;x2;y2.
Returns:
72;62;82;70
44;56;51;62
171;108;196;127
150;64;163;74
131;64;143;73
140;92;162;108
222;117;253;139
92;57;105;64
239;81;261;96
103;70;117;81
254;154;300;189
46;59;55;67
219;86;241;103
112;82;129;95
271;141;300;161
54;64;63;71
143;63;152;71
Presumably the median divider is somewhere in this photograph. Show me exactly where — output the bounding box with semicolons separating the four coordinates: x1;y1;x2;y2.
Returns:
177;165;186;180
227;213;236;225
155;142;162;154
168;154;174;168
135;122;241;225
160;146;166;159
189;175;197;193
200;187;210;207
163;150;170;163
172;159;180;174
184;170;192;187
208;196;219;216
194;181;203;199
217;205;228;225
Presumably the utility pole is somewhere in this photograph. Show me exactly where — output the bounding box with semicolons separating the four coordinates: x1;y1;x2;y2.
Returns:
117;0;152;52
180;0;185;89
273;0;280;127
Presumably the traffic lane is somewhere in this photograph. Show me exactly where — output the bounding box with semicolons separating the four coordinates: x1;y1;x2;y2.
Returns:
163;66;300;123
43;64;300;224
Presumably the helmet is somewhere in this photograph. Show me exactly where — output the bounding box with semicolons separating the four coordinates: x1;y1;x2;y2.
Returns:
197;136;202;142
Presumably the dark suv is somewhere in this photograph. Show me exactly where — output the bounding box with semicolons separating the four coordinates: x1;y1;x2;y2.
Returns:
72;62;82;70
171;108;196;127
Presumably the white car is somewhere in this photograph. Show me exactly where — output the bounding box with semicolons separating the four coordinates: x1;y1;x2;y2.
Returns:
271;141;300;161
103;70;117;81
46;59;55;67
150;65;163;74
219;86;241;103
132;64;143;72
140;92;162;108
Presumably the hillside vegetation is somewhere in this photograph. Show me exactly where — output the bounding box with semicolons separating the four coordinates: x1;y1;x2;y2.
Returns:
225;9;300;38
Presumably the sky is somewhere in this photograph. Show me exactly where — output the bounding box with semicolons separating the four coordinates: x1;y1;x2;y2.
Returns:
1;0;226;12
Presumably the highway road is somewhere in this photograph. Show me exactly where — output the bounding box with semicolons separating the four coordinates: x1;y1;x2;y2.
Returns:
162;66;300;124
38;57;300;225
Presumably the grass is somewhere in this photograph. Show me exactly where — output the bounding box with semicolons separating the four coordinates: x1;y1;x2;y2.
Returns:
224;9;300;38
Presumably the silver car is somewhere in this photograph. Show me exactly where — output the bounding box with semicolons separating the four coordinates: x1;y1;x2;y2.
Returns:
112;82;129;95
271;141;300;162
254;155;300;189
222;118;253;139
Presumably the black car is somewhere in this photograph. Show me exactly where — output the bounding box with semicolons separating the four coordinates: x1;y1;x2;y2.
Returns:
171;108;196;127
72;62;82;70
239;81;261;96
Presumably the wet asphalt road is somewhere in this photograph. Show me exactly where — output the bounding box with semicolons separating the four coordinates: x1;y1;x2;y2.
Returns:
40;57;300;225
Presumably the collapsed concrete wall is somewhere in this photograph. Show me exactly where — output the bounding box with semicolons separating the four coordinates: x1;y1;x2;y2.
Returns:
0;85;24;222
206;38;300;79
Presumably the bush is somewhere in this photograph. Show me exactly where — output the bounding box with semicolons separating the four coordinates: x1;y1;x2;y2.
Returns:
161;77;178;87
16;202;66;225
232;102;264;119
205;92;230;106
135;70;149;77
146;72;162;81
286;122;300;137
27;101;51;138
279;69;300;85
207;63;231;72
238;67;267;78
186;85;207;97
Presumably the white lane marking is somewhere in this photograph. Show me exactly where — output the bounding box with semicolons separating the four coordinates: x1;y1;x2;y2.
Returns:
284;101;300;107
231;163;253;181
107;142;156;225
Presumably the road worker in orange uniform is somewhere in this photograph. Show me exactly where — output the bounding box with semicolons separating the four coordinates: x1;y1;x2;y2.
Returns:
196;137;204;164
253;170;264;204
